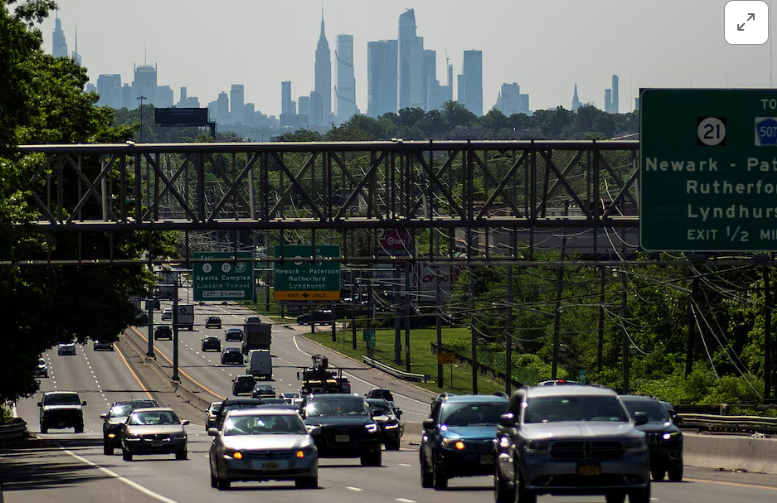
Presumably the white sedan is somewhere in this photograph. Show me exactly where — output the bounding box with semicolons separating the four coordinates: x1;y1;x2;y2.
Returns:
161;308;172;320
57;342;77;356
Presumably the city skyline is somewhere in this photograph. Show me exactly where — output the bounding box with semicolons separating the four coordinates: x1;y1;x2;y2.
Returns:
41;0;774;118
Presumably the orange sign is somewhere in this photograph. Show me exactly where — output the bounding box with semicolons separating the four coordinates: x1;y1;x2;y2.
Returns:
437;353;456;364
274;291;340;301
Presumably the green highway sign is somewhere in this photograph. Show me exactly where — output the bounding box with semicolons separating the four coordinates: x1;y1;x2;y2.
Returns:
193;251;254;301
362;328;376;344
640;89;777;252
273;245;341;301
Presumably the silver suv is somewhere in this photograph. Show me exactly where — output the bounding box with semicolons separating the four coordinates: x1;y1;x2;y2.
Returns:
494;385;650;503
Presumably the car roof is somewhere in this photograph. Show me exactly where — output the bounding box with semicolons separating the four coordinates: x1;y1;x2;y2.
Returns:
224;347;240;351
203;335;219;339
236;374;254;378
226;408;301;418
618;394;660;402
207;316;221;319
308;393;363;401
226;327;242;331
366;398;392;405
131;407;176;413
523;385;618;399
441;394;509;404
45;391;78;395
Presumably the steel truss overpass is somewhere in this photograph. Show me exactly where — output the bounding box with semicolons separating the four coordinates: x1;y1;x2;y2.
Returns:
6;140;650;266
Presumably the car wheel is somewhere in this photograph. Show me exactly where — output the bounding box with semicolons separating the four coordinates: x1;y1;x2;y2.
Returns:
667;462;683;482
604;494;626;503
515;467;536;503
295;476;318;488
432;455;448;490
103;440;114;455
628;483;651;503
651;466;666;481
420;452;433;488
74;424;84;434
360;448;381;467
386;438;401;451
216;469;231;490
210;470;218;488
40;424;48;434
494;463;515;503
122;449;133;461
175;450;188;460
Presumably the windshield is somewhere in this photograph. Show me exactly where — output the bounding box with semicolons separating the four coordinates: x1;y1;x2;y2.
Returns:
109;405;135;418
368;403;392;416
622;400;670;422
221;403;263;415
440;402;505;426
306;399;368;417
524;396;628;423
224;414;306;436
44;394;80;405
128;410;180;425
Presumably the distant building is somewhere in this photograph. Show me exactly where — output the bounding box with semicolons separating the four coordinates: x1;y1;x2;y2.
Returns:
398;9;424;110
230;84;245;124
155;85;174;108
52;13;68;58
298;95;311;118
121;84;133;109
177;87;200;108
461;50;483;116
457;73;465;103
611;75;619;114
572;83;581;111
367;40;398;118
243;103;255;127
71;26;81;65
281;81;293;115
314;14;332;126
495;83;529;116
208;100;218;120
335;34;357;125
97;74;122;109
132;64;157;109
635;97;640;111
604;88;612;113
85;82;96;94
216;91;229;124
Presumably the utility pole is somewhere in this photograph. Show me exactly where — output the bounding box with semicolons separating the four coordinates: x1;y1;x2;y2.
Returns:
404;264;411;374
146;296;155;358
765;265;773;401
172;272;180;382
506;266;513;395
470;264;478;394
352;270;358;351
394;264;402;364
436;267;443;388
597;266;606;371
620;269;629;394
551;228;567;379
685;276;700;376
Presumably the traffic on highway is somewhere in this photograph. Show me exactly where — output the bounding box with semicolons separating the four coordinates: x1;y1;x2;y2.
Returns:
8;297;777;503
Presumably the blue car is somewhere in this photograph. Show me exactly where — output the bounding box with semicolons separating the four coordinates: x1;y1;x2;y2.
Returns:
420;394;508;490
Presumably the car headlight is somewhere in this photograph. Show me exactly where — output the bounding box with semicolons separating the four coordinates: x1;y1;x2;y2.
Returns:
441;438;466;450
124;432;140;439
523;440;550;454
623;439;648;452
383;423;399;430
365;423;379;434
171;432;186;439
662;431;681;440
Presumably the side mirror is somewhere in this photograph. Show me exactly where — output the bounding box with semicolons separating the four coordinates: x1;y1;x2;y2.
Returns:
82;401;87;406
422;418;435;430
207;428;219;437
673;414;683;425
499;413;516;428
633;412;648;426
395;409;403;419
306;425;322;436
100;413;108;419
181;420;190;426
37;402;42;407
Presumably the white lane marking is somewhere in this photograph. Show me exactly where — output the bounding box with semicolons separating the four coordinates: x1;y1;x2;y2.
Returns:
292;335;428;406
279;379;283;382
396;499;415;503
54;386;57;389
346;487;363;492
398;463;411;467
57;444;181;503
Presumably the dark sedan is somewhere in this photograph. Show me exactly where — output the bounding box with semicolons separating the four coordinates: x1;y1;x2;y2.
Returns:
154;325;173;340
202;336;222;352
232;375;256;396
221;347;243;365
205;316;222;329
366;398;403;450
224;328;244;342
102;400;160;455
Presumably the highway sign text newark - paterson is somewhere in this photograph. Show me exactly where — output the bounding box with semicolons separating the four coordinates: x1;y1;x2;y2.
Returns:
274;245;341;301
641;89;777;252
193;251;253;301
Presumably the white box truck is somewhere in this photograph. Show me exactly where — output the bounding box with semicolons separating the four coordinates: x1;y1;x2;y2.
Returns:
247;349;272;380
175;305;195;331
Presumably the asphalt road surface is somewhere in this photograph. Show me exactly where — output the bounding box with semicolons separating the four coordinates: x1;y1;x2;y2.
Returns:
5;299;777;503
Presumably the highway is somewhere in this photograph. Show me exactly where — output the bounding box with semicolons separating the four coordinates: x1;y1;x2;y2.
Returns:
5;299;777;503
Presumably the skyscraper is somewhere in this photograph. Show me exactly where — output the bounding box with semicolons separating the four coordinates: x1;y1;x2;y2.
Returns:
281;81;293;115
299;95;311;118
423;49;439;111
572;83;581;111
367;40;398;118
97;74;122;109
314;14;332;126
611;75;619;114
52;13;68;58
132;64;157;109
217;92;230;124
398;9;424;110
71;26;81;65
335;34;357;125
230;84;245;124
461;50;483;116
155;86;174;108
498;83;522;116
604;89;612;113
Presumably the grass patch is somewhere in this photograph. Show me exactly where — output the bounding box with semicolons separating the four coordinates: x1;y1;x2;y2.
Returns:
304;327;508;396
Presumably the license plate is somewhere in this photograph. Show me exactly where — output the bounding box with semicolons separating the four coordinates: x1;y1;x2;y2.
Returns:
335;435;350;443
577;464;600;476
152;440;163;447
480;454;495;464
262;462;279;471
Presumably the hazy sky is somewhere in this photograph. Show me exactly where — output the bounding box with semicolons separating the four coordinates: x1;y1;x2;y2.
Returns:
39;0;776;117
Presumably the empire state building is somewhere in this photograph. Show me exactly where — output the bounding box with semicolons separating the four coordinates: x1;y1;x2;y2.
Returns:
313;14;332;126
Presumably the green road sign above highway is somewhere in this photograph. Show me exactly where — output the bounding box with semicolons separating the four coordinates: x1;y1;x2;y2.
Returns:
640;89;777;252
193;251;253;301
273;245;341;301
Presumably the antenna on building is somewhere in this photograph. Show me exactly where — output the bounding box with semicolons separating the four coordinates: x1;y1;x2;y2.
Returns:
144;40;147;66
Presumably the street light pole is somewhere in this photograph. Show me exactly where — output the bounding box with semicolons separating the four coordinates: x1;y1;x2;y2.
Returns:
137;95;147;142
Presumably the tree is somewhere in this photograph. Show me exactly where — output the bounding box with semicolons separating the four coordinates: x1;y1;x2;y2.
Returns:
0;0;177;403
398;107;425;129
441;101;477;129
416;110;449;137
276;129;323;142
479;108;509;133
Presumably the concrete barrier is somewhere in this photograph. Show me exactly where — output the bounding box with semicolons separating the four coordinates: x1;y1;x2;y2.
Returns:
684;433;777;474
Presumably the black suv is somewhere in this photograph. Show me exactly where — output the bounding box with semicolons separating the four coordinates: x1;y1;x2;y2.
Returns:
224;327;244;342
205;316;222;329
154;325;173;340
365;388;395;403
39;391;86;433
101;399;159;455
221;347;243;365
212;398;265;430
620;395;683;481
301;394;382;466
232;375;256;396
494;385;651;503
201;336;221;352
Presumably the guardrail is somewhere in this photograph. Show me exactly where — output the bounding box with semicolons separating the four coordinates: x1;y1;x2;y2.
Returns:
0;419;27;445
362;356;428;383
679;413;777;435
